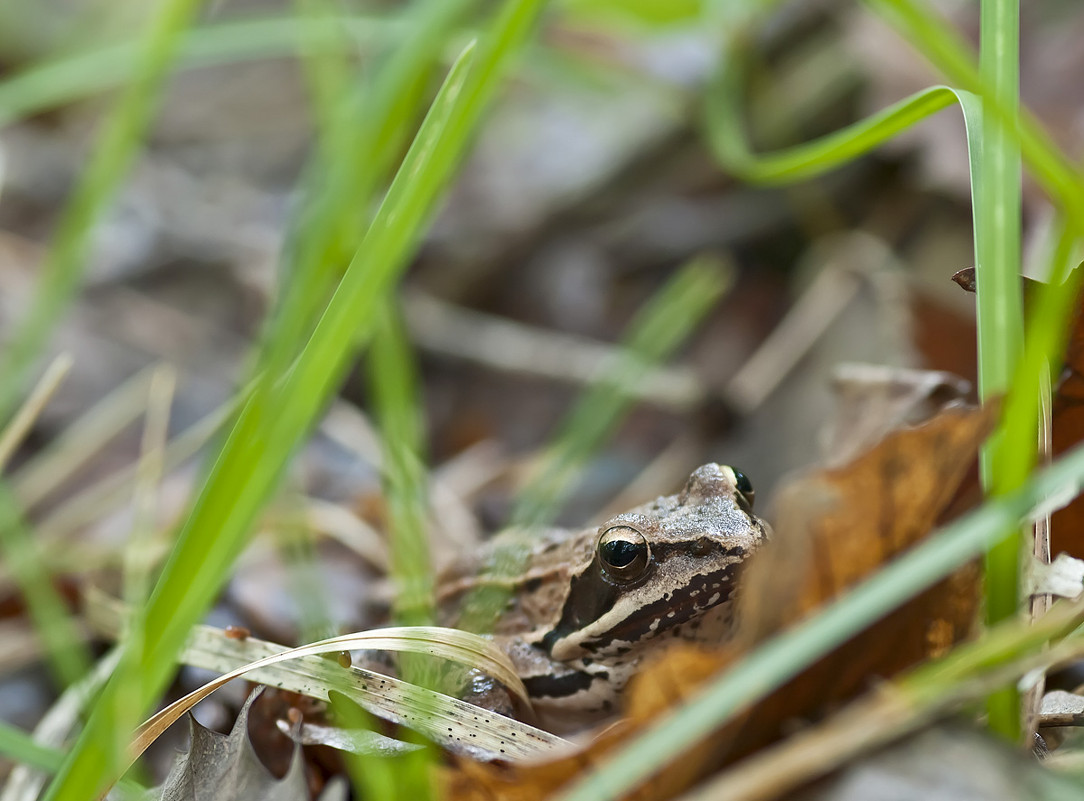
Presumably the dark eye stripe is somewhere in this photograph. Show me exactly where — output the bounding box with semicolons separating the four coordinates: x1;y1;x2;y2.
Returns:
540;544;749;657
575;562;742;654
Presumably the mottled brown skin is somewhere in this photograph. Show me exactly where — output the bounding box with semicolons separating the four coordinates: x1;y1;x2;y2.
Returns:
439;463;770;733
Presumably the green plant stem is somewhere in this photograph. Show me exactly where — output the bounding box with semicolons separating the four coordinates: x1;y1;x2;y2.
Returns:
975;0;1024;740
0;488;92;689
265;0;475;376
371;304;435;629
863;0;1084;233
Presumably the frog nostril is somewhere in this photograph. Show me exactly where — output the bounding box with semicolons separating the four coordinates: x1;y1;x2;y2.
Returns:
691;538;712;557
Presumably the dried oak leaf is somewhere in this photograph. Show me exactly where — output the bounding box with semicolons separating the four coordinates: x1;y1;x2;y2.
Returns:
443;402;992;801
149;689;345;801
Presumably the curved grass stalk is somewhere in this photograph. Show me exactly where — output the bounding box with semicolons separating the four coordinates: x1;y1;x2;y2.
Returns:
706;79;957;185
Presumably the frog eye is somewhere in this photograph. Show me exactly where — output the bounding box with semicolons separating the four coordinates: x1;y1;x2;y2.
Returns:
597;525;651;582
724;466;755;509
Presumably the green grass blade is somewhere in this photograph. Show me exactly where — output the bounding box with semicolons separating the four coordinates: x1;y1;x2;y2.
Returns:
707;70;956;184
41;44;476;801
0;488;91;688
0;357;92;688
512;258;732;530
370;304;435;629
43;0;548;790
457;256;732;632
861;0;1084;740
975;0;1024;738
708;0;1083;738
0;720;64;773
0;0;204;419
709;0;1084;230
0;15;401;125
861;0;1084;231
554;440;1084;801
264;0;477;378
363;304;436;801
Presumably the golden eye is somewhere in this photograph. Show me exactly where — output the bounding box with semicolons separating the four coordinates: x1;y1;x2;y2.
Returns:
597;525;651;582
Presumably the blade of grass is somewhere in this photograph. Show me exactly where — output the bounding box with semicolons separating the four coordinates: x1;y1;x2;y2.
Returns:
861;0;1084;231
44;0;547;792
0;0;204;419
512;257;733;530
0;648;127;801
33;390;236;543
40;45;474;800
707;0;1084;227
0;355;72;471
555;439;1084;801
265;0;477;376
458;256;733;632
691;598;1084;801
116;367;176;736
975;0;1024;738
707;75;956;184
862;0;1084;738
0;723;63;775
290;0;474;631
367;304;438;801
10;365;157;511
0;15;403;125
0;489;91;690
0;356;90;689
370;304;434;629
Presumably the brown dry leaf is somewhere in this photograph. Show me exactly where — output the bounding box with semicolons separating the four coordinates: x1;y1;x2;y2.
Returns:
952;266;1084;557
442;402;993;801
1049;282;1084;557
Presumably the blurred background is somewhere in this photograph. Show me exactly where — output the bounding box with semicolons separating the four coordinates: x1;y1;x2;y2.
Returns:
0;0;1082;761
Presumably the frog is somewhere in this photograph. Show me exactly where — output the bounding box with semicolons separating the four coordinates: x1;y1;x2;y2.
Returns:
436;463;770;733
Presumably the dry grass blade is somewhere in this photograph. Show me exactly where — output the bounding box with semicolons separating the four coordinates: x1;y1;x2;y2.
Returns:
0;354;72;472
286;495;389;570
403;290;706;411
33;396;233;542
87;592;527;703
10;364;158;509
84;593;561;765
126;625;566;767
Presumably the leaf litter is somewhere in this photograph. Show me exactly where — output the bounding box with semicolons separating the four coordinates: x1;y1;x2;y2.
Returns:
5;5;1084;800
